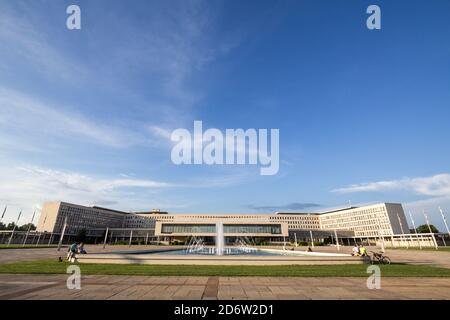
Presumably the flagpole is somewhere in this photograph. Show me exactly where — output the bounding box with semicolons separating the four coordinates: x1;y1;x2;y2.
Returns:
423;210;438;250
439;207;450;237
7;209;22;246
36;213;47;246
57;216;68;252
408;211;421;249
0;205;7;224
22;209;36;247
397;212;408;248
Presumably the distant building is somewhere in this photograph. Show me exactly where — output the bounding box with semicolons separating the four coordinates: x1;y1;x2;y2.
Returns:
36;201;409;243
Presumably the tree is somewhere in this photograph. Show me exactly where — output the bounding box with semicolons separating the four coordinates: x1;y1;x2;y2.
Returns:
76;229;87;243
18;223;36;232
416;224;439;233
5;222;16;230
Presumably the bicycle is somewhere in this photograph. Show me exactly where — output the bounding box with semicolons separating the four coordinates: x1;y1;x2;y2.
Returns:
369;251;391;265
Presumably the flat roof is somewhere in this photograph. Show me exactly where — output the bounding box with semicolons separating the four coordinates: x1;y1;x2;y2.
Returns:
91;206;130;215
135;211;169;215
317;206;359;214
275;212;319;215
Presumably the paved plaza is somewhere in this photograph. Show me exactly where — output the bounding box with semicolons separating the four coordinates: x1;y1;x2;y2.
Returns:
0;274;449;300
0;245;449;300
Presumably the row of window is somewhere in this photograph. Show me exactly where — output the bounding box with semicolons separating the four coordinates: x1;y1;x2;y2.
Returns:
160;224;282;235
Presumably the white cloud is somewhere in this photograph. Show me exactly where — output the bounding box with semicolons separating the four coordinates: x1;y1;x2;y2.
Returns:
332;173;450;197
0;164;253;223
149;126;173;141
0;165;176;222
15;166;172;193
331;175;450;231
0;1;245;151
0;87;150;149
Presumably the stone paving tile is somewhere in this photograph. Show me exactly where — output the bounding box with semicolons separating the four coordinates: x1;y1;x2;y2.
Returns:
1;274;450;300
107;286;150;300
184;277;209;285
268;286;298;295
381;286;450;299
171;286;204;300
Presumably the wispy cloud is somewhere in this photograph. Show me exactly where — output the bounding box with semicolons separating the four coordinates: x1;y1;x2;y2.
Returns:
0;87;151;149
332;173;450;197
0;3;89;82
0;164;253;222
98;0;243;125
0;1;245;152
15;166;172;193
0;165;175;221
247;202;321;212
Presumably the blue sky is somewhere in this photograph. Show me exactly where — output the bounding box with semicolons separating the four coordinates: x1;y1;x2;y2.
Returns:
1;0;450;231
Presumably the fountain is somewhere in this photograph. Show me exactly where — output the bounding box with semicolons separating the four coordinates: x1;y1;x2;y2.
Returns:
216;221;224;256
185;236;205;254
234;238;257;254
76;222;360;265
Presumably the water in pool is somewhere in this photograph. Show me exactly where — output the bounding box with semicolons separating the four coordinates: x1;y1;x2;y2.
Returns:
128;248;283;256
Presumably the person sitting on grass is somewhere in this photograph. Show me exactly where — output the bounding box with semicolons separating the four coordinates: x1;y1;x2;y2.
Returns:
67;242;78;261
359;245;367;257
352;244;360;256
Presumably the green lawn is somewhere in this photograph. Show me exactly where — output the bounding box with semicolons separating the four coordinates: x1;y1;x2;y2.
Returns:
0;259;449;277
0;245;59;250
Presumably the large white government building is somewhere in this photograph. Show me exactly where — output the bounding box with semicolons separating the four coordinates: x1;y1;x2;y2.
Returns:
36;201;410;244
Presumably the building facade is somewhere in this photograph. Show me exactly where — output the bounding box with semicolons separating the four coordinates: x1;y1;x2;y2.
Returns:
37;202;127;235
36;201;409;242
